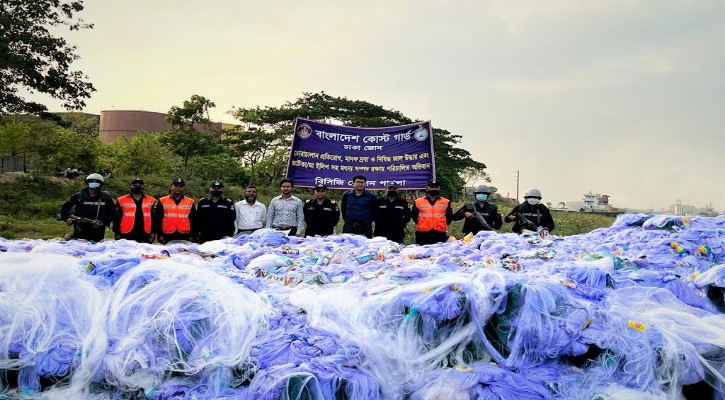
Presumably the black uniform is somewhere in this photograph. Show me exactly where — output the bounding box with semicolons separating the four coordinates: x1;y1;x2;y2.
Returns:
59;188;115;241
374;196;411;243
507;202;555;233
197;196;236;243
452;202;503;235
303;198;340;237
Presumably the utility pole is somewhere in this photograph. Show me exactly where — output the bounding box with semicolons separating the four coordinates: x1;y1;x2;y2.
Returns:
515;170;520;203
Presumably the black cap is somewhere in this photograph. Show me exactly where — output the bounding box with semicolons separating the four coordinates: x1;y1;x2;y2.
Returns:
427;180;439;188
314;183;328;190
211;180;224;188
129;177;144;185
387;184;399;189
171;177;185;186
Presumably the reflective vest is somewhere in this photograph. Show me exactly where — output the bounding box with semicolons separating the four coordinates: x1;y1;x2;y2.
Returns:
160;195;194;234
117;194;155;234
415;197;449;232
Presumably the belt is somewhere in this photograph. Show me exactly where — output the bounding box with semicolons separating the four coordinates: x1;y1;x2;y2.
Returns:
237;228;259;232
347;221;371;228
272;226;296;230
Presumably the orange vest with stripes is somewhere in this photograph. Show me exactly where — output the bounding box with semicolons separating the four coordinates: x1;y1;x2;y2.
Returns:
160;195;194;234
117;194;155;234
415;197;449;232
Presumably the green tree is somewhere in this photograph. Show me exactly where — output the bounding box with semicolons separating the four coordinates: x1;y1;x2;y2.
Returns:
0;0;95;115
35;125;101;172
231;92;486;198
101;131;174;177
163;95;220;173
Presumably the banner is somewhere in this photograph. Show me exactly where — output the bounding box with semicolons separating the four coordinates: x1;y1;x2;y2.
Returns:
286;118;435;189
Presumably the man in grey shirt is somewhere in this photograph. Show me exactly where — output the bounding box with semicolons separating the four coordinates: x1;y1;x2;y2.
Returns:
266;178;305;236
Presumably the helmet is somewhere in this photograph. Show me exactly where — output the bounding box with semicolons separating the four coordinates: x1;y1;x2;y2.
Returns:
524;188;542;199
85;173;104;183
473;185;491;194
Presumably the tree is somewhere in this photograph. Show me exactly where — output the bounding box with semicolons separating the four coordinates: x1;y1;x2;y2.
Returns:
0;0;95;115
163;95;221;173
231;92;486;198
101;131;174;177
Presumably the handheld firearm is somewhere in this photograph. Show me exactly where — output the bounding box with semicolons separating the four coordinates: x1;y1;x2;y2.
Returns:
515;212;539;231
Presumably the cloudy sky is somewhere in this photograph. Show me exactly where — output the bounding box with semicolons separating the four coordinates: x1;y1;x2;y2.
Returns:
31;0;724;211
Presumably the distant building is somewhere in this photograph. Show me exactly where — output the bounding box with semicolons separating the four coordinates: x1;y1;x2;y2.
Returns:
99;110;223;143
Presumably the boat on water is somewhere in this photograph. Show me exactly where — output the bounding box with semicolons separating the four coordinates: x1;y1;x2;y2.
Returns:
561;192;624;216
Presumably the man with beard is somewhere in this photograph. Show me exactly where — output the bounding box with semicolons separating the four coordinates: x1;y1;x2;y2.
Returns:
114;177;157;243
234;185;267;235
373;184;411;243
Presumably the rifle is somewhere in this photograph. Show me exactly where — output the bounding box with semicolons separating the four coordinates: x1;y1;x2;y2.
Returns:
57;214;104;228
515;212;539;231
472;210;494;231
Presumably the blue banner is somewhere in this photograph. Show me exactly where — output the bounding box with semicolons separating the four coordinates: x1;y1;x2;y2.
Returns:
286;118;435;189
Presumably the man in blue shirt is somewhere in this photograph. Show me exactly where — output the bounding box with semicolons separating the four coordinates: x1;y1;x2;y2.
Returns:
341;175;377;238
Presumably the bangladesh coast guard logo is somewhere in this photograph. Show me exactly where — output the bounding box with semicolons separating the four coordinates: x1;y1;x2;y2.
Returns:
297;123;312;139
413;126;429;141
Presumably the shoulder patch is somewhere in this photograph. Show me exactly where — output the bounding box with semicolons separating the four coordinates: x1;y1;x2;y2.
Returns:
330;200;336;204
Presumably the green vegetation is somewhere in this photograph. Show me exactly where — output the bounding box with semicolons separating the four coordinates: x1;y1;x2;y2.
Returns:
0;173;616;241
1;0;95;116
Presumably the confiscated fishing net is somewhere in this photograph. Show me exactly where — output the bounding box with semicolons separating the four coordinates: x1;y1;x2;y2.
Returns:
0;214;723;399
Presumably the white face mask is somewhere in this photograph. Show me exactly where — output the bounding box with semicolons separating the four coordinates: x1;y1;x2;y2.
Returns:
526;198;539;205
88;182;101;189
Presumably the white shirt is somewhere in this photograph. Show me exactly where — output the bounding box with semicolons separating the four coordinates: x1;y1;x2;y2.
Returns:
234;200;267;231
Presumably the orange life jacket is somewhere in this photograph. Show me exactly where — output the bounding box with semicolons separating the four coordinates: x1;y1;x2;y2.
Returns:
415;197;449;232
160;195;194;234
117;194;155;234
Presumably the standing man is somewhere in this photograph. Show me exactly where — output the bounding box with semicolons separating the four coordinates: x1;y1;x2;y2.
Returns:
197;180;236;243
411;180;453;245
235;185;266;235
506;188;555;233
114;177;157;243
303;183;340;237
373;184;411;243
155;178;197;243
59;173;115;241
341;175;377;238
266;179;305;236
452;185;502;235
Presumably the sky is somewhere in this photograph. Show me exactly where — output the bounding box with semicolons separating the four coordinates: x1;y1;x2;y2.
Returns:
28;0;725;212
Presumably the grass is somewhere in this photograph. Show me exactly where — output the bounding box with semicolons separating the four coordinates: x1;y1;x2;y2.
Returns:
0;173;617;242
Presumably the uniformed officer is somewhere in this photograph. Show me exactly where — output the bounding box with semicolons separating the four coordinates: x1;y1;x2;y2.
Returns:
197;180;236;243
411;180;453;245
114;177;157;243
155;177;197;243
452;185;502;235
303;183;340;237
59;173;115;241
506;188;555;233
373;184;411;243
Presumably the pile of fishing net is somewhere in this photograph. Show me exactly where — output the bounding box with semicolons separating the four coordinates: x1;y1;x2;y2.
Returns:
0;214;723;400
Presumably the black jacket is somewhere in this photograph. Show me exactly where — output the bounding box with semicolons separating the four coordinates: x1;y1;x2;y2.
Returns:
374;196;411;243
59;188;115;240
303;198;340;237
197;196;236;242
452;202;502;235
507;202;555;233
